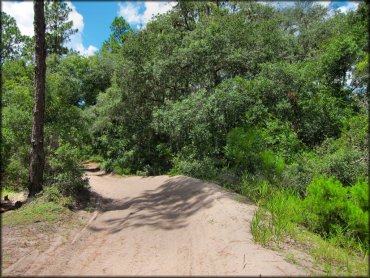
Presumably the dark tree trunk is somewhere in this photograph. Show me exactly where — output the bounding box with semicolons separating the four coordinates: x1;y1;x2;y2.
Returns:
28;0;46;197
179;1;191;31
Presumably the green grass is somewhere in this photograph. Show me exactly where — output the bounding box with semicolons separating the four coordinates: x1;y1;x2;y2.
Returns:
250;188;369;276
294;228;368;276
250;208;273;246
3;199;70;226
286;252;299;264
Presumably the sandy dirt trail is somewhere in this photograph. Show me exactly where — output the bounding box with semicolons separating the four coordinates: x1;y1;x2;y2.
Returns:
7;171;307;276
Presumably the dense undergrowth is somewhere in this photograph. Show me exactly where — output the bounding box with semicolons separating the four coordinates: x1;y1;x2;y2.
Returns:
249;179;368;276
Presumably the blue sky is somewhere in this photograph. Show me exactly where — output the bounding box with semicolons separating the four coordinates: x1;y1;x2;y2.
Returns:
3;1;361;56
73;1;176;49
72;1;118;50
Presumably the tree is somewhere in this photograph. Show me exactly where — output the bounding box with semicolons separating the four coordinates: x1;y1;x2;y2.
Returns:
0;12;25;64
28;0;47;197
45;0;77;55
102;16;132;53
281;2;331;59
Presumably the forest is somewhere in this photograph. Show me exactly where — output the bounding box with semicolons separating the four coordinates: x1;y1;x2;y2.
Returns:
1;1;368;275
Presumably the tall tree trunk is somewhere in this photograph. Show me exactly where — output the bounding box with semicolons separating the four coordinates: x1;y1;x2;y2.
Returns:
28;0;46;197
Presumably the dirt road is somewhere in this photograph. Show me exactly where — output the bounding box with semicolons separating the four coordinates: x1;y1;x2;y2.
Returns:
5;172;306;276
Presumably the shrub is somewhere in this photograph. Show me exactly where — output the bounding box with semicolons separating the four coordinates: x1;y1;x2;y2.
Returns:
260;118;302;163
303;176;349;234
225;127;286;180
260;150;285;176
100;159;113;172
346;180;369;245
225;127;262;171
169;156;217;179
240;174;270;202
282;156;317;194
45;142;89;196
39;185;73;208
316;140;367;186
113;165;131;175
303;176;369;248
265;190;303;239
40;185;62;202
282;114;368;193
4;154;29;190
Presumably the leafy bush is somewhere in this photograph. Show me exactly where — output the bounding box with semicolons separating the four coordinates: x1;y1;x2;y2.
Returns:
225;126;286;180
39;185;73;208
45;142;89;196
282;114;368;193
225;127;263;172
303;176;369;247
3;153;29;190
346;180;368;244
251;176;368;251
304;176;350;233
259;118;302;163
169;156;217;179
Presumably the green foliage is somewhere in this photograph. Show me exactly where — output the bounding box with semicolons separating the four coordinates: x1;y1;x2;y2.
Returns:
251;208;273;246
1;61;34;189
45;142;89;196
1;12;26;63
102;16;133;53
346;180;369;242
303;176;348;233
2;196;70;226
169;156;217;179
259;118;302;162
2;0;368;265
240;177;269;203
40;185;74;208
225;127;262;170
45;0;78;55
86;1;367;186
4;155;29;189
281;113;367;193
303;176;369;247
251;188;303;245
1;54;100;196
225;125;288;180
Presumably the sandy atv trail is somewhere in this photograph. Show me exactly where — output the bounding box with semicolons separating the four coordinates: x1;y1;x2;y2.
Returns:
5;171;306;276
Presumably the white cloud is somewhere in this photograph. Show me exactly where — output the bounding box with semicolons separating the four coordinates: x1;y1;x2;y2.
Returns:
268;1;358;13
67;2;84;32
2;1;34;36
337;2;359;14
66;2;97;56
2;1;96;56
118;2;143;25
318;1;331;8
142;2;177;25
74;43;98;57
118;1;176;28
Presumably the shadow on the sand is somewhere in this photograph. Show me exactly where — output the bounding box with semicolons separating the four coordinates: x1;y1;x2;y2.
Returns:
86;176;219;233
